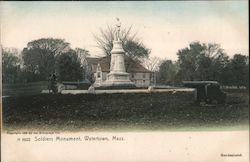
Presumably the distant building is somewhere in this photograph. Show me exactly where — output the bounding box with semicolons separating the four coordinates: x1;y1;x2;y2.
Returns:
86;56;153;87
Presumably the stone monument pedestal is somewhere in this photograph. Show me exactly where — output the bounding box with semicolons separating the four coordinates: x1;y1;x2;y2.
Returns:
105;72;134;86
103;40;135;87
94;19;135;89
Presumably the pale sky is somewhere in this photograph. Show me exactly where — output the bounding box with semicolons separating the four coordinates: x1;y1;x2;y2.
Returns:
0;1;249;60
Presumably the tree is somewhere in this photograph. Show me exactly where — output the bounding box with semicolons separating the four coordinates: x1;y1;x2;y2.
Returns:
56;50;83;81
157;60;178;85
75;48;90;64
2;48;21;84
123;39;151;61
75;48;90;81
22;38;70;81
231;54;249;88
177;42;203;81
94;24;150;60
177;42;228;82
142;56;161;72
219;61;234;86
142;56;162;85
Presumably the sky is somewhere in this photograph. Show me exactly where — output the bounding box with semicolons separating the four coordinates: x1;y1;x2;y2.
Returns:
0;1;249;60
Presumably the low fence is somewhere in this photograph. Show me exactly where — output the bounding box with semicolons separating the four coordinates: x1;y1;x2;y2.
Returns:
60;88;195;95
221;86;248;93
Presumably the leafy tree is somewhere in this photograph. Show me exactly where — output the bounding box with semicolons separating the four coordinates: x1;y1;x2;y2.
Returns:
219;61;234;86
2;48;21;84
175;42;249;88
22;38;70;81
75;48;90;64
75;48;90;80
210;52;230;82
177;42;228;82
56;50;83;81
177;42;203;81
157;60;178;85
123;39;151;61
94;25;150;60
231;54;249;88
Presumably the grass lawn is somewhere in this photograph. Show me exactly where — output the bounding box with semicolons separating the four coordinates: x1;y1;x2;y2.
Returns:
2;89;249;132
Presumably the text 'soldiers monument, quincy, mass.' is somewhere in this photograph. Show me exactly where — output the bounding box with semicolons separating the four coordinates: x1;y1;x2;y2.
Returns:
99;18;135;87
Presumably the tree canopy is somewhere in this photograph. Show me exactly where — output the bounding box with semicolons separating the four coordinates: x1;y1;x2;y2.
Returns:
231;54;249;87
2;37;248;89
94;25;150;60
2;48;21;84
56;49;83;81
177;42;228;81
22;38;71;81
155;41;248;88
21;38;88;82
157;60;178;85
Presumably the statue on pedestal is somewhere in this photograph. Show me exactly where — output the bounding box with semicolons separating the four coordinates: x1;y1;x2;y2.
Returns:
115;18;121;41
93;18;135;88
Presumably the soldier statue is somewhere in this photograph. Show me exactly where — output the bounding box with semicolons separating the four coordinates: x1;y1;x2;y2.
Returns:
115;18;121;41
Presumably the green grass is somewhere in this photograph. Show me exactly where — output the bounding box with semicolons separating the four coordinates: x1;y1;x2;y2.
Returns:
4;120;249;132
2;90;249;132
3;81;48;97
